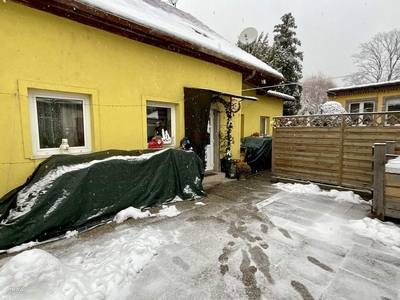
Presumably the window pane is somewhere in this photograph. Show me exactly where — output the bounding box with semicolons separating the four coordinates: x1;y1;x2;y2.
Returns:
387;99;400;124
349;103;360;113
36;97;84;148
363;102;374;112
146;106;171;142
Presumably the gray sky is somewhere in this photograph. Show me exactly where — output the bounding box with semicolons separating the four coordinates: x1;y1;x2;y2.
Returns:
176;0;400;86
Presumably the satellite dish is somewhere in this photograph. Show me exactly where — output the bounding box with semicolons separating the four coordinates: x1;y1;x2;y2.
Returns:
239;27;258;44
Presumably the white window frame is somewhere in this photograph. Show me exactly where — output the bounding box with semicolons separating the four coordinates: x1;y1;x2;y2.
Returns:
348;101;375;125
385;98;400;125
29;89;92;157
260;116;270;136
146;101;176;146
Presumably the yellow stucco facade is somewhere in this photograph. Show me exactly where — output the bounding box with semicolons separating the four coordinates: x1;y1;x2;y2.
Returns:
328;89;400;112
241;85;284;138
0;2;244;195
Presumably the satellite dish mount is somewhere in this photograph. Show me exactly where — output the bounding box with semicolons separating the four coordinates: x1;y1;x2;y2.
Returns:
239;27;258;44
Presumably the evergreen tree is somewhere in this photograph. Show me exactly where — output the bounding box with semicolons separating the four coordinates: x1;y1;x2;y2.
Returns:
237;32;270;62
272;13;303;115
237;13;303;115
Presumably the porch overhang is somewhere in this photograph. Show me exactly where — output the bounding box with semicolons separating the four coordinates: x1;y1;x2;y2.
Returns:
189;88;258;101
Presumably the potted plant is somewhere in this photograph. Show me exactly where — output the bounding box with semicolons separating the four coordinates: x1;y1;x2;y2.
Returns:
236;161;251;180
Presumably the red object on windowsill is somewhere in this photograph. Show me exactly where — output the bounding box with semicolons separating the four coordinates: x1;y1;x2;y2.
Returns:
148;138;163;149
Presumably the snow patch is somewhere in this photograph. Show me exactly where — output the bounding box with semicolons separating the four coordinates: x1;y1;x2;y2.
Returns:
114;207;151;224
273;182;367;204
6;241;40;254
170;195;184;203
0;228;167;299
64;230;78;239
183;185;201;199
348;217;400;248
386;156;400;174
195;202;205;206
158;205;181;217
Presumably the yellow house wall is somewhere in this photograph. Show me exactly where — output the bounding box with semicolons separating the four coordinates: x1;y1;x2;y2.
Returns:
241;85;283;137
0;2;242;195
328;88;400;111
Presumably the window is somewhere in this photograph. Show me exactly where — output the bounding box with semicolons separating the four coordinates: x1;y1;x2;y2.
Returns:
260;116;270;136
348;101;374;125
29;90;91;157
146;102;175;146
386;98;400;125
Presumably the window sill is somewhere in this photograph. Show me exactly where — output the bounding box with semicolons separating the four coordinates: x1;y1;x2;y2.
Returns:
30;150;92;160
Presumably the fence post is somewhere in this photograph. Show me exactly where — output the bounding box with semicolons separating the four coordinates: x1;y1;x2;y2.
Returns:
386;141;395;163
373;143;386;220
337;115;345;186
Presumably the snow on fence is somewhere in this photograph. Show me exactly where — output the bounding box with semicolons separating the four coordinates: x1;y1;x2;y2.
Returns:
272;111;400;193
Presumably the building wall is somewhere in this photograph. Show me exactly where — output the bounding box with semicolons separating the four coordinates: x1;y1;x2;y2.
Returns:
0;2;242;195
328;89;400;112
241;85;283;137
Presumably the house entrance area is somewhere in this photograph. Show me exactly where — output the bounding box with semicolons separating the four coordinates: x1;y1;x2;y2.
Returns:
205;107;219;171
184;87;256;173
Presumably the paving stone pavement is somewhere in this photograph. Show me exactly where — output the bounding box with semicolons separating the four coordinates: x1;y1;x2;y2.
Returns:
1;171;399;300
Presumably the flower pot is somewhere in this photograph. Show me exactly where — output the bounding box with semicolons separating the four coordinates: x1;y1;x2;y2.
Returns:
237;173;247;181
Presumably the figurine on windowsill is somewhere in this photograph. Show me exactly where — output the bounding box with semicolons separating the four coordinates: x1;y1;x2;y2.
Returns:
148;135;163;149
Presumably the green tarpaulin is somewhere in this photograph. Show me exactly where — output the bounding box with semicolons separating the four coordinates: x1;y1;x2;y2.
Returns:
241;137;273;173
0;148;205;250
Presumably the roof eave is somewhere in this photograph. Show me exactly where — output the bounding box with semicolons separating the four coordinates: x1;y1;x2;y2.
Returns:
11;0;283;85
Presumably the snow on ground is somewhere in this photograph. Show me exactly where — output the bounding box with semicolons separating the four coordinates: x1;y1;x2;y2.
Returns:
1;185;399;300
273;182;367;204
0;227;169;300
6;241;41;254
158;205;181;217
64;230;79;239
113;207;152;224
348;217;400;249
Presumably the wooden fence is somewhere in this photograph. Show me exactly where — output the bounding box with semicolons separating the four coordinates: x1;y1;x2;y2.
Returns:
272;112;400;192
372;142;400;220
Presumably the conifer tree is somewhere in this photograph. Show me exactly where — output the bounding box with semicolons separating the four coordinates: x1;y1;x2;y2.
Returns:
272;13;303;115
238;13;303;115
237;32;270;62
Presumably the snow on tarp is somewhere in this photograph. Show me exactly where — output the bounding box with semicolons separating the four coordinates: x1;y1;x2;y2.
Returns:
76;0;283;80
0;148;205;250
386;156;400;174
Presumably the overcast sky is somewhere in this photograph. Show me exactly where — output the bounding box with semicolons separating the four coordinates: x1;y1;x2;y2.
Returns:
176;0;400;86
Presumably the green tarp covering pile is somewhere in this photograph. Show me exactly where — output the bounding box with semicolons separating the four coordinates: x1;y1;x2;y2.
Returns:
241;136;273;173
0;148;205;250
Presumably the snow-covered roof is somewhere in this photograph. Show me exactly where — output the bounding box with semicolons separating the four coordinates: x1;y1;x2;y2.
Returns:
327;80;400;96
266;90;295;101
15;0;284;84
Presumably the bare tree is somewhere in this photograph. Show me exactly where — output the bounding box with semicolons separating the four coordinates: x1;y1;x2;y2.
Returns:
346;29;400;85
299;73;336;114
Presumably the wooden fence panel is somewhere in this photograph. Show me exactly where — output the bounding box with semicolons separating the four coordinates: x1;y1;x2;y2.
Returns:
272;127;341;186
272;112;400;191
